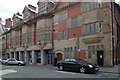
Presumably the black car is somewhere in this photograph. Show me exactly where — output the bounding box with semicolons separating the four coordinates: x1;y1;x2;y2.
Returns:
57;58;99;73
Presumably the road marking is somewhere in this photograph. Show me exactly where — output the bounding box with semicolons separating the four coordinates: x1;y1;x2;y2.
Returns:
98;74;102;77
0;69;17;76
104;73;109;75
55;71;77;74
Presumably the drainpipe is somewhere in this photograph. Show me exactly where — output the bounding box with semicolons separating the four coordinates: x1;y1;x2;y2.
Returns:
51;14;55;65
116;23;119;65
111;1;114;66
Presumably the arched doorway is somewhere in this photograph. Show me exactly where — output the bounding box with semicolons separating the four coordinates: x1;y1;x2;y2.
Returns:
6;53;10;59
56;53;63;61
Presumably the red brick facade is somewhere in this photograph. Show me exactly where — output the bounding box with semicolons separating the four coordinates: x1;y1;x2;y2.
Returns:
68;4;81;18
68;27;81;38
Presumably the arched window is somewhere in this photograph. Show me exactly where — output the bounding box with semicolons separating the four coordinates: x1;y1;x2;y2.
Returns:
67;47;69;58
64;48;67;58
70;47;73;58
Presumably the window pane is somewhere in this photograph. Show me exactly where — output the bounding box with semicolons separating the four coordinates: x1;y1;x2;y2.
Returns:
85;25;88;34
88;46;91;49
94;23;97;33
101;45;104;49
96;45;99;49
90;24;92;33
71;17;77;28
59;30;66;40
88;51;91;59
92;45;95;49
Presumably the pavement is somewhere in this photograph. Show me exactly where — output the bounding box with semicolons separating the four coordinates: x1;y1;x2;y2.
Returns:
26;64;58;70
99;64;119;74
1;64;119;78
26;64;120;74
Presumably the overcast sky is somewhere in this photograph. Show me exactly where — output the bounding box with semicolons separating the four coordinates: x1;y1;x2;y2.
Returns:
0;0;38;22
0;0;119;22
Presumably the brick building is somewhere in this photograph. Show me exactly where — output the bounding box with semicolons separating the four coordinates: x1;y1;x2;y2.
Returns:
2;3;54;65
53;2;120;66
2;1;120;66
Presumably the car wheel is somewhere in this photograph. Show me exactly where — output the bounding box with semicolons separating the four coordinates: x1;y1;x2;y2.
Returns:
5;62;8;65
18;63;22;66
80;67;85;73
59;65;64;71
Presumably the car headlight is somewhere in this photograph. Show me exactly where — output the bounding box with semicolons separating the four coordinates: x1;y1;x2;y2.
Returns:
88;65;93;68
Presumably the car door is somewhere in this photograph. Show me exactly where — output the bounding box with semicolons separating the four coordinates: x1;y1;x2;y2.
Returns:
7;59;13;65
12;59;18;65
63;59;70;70
8;59;17;65
68;59;79;71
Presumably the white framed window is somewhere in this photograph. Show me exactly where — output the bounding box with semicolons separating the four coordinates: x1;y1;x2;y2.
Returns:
59;30;67;40
81;2;102;13
81;22;99;36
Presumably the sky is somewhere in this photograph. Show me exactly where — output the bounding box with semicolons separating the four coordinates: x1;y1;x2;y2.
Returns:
0;0;38;22
0;0;120;23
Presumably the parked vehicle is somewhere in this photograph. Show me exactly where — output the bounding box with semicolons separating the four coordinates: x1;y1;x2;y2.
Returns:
1;59;7;64
1;58;26;66
57;58;99;73
0;58;1;62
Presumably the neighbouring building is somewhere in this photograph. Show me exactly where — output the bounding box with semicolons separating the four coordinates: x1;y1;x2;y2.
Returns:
114;3;120;64
2;3;55;65
2;1;120;66
0;18;8;59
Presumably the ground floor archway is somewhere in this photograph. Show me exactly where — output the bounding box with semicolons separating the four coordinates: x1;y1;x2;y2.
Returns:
6;53;10;59
56;53;63;61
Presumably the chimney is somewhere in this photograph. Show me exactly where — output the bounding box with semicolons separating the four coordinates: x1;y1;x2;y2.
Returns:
5;18;12;28
16;12;22;16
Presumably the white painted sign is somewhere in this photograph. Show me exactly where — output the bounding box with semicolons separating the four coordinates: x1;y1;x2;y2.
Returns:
100;55;102;58
0;69;17;76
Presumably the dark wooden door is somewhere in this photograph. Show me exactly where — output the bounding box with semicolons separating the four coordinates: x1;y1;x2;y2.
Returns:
97;51;104;66
57;53;62;61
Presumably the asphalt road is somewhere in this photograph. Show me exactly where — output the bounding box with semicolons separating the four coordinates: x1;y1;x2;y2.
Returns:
0;64;119;79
